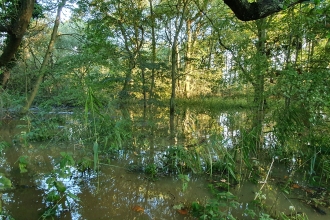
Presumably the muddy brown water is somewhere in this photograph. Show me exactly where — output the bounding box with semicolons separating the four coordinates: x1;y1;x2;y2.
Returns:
0;114;329;219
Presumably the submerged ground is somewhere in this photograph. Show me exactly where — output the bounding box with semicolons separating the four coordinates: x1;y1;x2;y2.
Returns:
0;103;329;219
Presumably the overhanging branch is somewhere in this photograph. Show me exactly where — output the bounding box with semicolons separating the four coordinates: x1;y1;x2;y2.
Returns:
223;0;306;21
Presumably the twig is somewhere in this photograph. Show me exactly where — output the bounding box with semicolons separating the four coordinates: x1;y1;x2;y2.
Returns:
254;157;275;200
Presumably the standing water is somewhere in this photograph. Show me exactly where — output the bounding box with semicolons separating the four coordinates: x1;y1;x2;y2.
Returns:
0;109;329;219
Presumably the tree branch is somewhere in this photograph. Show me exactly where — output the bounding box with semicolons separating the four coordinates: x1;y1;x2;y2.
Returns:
223;0;305;21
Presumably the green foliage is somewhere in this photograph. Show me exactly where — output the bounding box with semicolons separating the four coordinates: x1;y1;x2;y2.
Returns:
162;146;192;173
77;156;92;172
41;151;80;219
178;174;190;192
0;173;12;190
0;141;9;155
17;113;67;142
191;190;238;219
145;163;158;180
59;152;75;177
17;155;28;173
93;141;99;171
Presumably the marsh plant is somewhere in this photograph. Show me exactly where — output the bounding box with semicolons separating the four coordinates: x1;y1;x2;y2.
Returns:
41;152;79;219
191;189;238;219
145;163;158;180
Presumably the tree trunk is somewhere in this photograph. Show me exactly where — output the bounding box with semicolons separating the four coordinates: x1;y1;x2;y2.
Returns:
184;20;192;98
251;18;267;151
0;0;35;86
148;0;156;101
21;0;67;114
170;0;188;116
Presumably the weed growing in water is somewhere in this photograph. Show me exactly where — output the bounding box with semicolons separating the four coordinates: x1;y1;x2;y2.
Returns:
190;188;238;219
17;155;29;173
145;163;158;180
41;152;80;219
0;141;9;155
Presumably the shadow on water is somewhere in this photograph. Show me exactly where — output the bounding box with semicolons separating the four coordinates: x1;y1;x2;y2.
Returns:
0;107;329;219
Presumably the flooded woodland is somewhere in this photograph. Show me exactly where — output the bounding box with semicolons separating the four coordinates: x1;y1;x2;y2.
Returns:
1;0;330;219
1;101;330;220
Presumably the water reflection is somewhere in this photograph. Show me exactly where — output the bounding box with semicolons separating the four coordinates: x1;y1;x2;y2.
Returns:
1;144;211;219
218;112;241;148
0;108;329;219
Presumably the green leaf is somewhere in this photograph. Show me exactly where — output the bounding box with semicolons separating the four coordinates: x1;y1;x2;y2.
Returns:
18;155;28;164
173;204;184;210
46;177;55;185
66;191;80;201
47;190;60;202
0;173;12;190
55;181;66;192
93;141;99;171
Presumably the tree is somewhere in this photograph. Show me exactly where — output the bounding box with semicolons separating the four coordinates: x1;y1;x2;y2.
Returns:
0;0;35;86
21;0;68;113
0;0;316;87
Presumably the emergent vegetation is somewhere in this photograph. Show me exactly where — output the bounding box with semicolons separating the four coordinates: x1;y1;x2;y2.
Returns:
1;0;330;219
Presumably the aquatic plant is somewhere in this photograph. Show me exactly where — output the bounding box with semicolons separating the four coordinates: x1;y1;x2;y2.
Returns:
191;190;238;219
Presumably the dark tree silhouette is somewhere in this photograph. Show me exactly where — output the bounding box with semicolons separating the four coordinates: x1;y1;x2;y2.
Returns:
0;0;35;86
223;0;305;21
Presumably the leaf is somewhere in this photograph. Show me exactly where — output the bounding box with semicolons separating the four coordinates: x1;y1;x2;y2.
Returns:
93;141;99;171
18;155;28;173
19;161;28;173
291;183;300;189
66;191;80;201
173;204;184;210
18;155;28;164
55;181;66;192
132;205;144;212
0;173;12;190
46;177;55;185
177;208;189;215
47;190;60;202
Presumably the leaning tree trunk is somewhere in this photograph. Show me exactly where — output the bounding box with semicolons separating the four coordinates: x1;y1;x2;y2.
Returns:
21;0;67;114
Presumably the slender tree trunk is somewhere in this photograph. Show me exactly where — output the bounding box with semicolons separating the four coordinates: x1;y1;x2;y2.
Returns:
21;0;67;114
170;0;188;116
142;67;147;109
184;20;192;98
170;41;178;115
169;1;188;141
148;0;156;100
120;59;135;99
252;18;267;151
